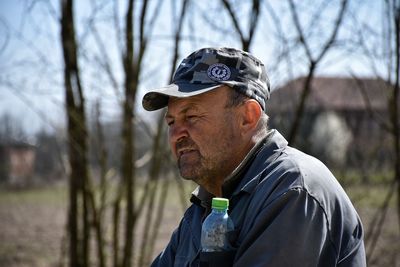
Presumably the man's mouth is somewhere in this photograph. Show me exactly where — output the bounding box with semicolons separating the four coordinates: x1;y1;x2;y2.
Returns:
175;138;198;159
177;148;196;157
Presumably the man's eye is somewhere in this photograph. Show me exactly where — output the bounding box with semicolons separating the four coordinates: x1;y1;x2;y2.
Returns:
167;120;174;126
187;115;197;121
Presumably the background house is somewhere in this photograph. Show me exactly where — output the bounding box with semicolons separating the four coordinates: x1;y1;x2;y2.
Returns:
0;142;36;186
267;76;394;170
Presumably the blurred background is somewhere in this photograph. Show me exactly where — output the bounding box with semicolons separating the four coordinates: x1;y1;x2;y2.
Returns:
0;0;399;266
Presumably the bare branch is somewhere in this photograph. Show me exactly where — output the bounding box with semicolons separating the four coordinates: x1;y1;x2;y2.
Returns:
263;1;296;81
92;26;123;103
287;0;349;145
169;0;190;81
1;81;60;132
139;0;149;48
351;74;393;133
0;17;10;55
248;0;261;47
315;0;348;63
44;0;60;22
221;0;246;45
113;0;124;56
147;0;165;35
193;2;233;37
137;0;163;76
288;0;313;61
365;178;396;265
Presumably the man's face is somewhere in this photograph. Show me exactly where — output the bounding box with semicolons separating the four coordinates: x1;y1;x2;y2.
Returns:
165;86;242;186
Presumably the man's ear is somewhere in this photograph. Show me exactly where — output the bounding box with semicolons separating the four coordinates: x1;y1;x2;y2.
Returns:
238;99;262;135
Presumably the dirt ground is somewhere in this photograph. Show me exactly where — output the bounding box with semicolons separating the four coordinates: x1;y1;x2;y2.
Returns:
0;188;67;267
0;183;188;267
0;184;398;267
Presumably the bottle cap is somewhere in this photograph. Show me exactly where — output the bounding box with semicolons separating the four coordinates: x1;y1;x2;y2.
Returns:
211;197;229;210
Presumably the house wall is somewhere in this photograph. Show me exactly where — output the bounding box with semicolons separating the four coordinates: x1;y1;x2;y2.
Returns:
9;148;36;179
0;145;36;185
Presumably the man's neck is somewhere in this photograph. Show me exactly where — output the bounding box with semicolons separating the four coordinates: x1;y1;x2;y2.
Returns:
201;179;223;197
202;135;269;197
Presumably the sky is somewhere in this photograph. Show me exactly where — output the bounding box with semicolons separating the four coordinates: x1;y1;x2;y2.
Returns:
0;0;385;139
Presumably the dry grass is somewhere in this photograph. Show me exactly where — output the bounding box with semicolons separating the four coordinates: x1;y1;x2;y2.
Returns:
0;186;67;267
0;180;194;267
0;182;398;267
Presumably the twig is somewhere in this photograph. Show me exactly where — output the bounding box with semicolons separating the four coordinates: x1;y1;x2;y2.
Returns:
366;178;397;265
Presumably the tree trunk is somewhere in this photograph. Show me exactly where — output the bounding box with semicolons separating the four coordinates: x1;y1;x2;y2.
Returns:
61;0;90;266
121;1;136;266
391;2;400;232
287;63;316;145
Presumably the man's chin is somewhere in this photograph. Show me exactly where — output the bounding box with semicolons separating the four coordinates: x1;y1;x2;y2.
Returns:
178;168;201;182
178;158;200;177
179;170;196;180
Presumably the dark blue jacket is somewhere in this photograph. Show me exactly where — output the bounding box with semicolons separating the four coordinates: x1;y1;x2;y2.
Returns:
151;130;366;267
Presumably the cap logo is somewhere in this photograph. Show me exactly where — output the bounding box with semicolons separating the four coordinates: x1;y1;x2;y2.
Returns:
207;63;231;81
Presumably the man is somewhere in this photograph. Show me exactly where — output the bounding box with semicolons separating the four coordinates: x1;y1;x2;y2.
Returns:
142;47;366;267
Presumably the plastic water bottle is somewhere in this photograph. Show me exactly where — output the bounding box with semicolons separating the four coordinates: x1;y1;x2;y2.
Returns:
201;197;234;252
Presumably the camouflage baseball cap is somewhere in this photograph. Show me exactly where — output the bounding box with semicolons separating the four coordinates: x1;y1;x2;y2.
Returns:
142;47;270;111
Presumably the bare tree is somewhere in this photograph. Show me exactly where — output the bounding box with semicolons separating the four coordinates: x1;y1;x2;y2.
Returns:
137;1;191;265
120;1;136;266
221;0;261;51
9;1;400;266
68;0;188;266
60;0;90;266
345;0;400;265
389;0;400;233
119;1;165;266
286;0;349;145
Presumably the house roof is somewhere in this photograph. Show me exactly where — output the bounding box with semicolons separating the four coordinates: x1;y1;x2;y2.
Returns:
267;76;392;113
0;142;36;150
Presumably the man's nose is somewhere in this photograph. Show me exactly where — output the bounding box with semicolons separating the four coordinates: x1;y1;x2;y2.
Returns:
169;121;189;144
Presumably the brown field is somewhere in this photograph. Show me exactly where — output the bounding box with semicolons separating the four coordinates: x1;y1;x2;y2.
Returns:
0;182;398;267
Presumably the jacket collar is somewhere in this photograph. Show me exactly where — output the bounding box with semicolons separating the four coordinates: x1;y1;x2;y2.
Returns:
233;129;288;196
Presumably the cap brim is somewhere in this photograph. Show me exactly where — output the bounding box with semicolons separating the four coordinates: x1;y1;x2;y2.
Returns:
142;82;221;111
